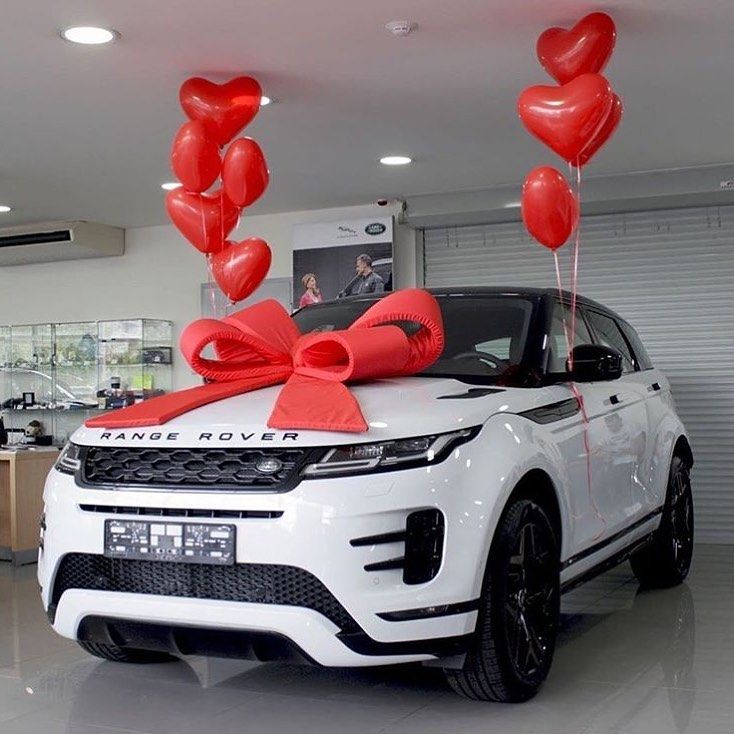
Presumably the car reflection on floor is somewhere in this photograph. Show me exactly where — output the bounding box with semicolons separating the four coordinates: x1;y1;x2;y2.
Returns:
2;546;731;734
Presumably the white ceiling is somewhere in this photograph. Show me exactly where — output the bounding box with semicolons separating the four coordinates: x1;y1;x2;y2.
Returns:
1;0;734;228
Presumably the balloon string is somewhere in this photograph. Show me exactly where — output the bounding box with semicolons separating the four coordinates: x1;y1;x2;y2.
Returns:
569;161;582;371
206;254;217;320
199;198;208;262
570;160;605;541
553;250;572;360
220;183;228;318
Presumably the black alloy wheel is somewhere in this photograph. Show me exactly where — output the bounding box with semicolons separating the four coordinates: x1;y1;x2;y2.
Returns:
668;465;694;577
631;455;694;588
503;506;560;680
445;498;560;702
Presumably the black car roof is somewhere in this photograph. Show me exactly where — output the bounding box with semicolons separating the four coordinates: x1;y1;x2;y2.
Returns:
306;286;622;322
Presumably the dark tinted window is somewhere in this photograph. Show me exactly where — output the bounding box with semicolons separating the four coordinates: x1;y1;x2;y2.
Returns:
618;320;654;370
547;302;594;373
585;310;635;373
292;295;537;384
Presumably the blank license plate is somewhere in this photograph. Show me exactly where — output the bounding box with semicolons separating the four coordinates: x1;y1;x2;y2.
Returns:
104;520;236;565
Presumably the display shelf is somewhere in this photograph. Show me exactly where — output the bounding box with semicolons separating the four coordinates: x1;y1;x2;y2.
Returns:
0;318;173;444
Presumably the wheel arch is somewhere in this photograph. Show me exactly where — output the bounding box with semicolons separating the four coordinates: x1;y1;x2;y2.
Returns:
472;466;566;599
505;469;563;549
672;434;694;468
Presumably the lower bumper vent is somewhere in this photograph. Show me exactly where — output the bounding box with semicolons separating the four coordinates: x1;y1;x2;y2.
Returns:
49;553;359;633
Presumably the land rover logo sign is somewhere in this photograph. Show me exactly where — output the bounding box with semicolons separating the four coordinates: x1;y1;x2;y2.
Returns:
365;222;387;236
255;457;283;474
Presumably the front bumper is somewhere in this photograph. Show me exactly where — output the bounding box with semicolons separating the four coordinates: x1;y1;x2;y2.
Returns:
39;443;492;666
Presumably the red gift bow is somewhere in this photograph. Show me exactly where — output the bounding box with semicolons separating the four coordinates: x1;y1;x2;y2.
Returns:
86;289;444;433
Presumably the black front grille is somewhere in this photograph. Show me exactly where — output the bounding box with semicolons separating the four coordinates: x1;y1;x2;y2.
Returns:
80;446;308;491
78;504;283;519
50;553;359;633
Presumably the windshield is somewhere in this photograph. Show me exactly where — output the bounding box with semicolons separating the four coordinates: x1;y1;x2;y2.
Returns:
292;294;538;385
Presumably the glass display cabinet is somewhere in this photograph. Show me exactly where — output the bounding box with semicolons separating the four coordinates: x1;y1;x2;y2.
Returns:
0;319;173;446
97;319;173;406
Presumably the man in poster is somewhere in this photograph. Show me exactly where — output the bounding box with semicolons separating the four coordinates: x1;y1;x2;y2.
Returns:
338;254;385;298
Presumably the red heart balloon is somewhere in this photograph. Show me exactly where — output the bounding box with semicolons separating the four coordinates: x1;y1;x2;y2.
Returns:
210;238;272;302
521;166;579;251
517;73;613;164
165;188;239;254
222;138;270;208
573;94;623;168
537;12;616;85
170;120;221;193
179;76;262;147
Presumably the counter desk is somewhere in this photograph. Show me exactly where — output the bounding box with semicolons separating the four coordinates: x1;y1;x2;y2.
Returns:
0;448;59;565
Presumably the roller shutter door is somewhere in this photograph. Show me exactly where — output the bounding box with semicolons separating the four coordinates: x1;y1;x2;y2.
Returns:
423;205;734;543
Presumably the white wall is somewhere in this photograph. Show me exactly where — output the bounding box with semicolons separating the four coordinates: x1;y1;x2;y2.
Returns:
0;202;417;390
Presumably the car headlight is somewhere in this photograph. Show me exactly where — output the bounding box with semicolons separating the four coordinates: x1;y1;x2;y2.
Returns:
303;427;479;478
55;442;82;475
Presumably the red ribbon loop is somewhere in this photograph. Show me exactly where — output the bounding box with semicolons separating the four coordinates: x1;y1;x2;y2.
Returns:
86;289;444;433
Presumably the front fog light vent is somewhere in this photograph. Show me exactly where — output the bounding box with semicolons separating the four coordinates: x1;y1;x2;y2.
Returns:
404;509;445;584
359;509;444;585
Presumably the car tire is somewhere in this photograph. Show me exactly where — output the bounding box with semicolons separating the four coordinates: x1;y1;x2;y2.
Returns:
444;498;560;702
78;641;177;664
630;455;694;589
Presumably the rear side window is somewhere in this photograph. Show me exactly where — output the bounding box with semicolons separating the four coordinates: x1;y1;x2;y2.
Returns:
618;320;654;370
584;310;636;373
546;302;594;373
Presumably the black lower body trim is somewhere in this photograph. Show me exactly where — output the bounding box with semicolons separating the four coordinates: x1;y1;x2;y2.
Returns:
377;599;480;622
77;616;318;665
561;533;655;594
336;630;473;658
76;615;472;663
560;507;663;571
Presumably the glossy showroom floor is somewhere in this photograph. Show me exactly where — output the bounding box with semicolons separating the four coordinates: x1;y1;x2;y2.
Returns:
1;545;732;734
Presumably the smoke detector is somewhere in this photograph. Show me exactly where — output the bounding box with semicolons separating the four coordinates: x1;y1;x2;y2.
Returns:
385;20;416;37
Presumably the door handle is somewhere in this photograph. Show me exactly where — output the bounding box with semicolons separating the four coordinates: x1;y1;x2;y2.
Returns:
609;394;621;405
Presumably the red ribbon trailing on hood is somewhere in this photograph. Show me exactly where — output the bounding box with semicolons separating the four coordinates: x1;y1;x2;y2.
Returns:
86;289;444;433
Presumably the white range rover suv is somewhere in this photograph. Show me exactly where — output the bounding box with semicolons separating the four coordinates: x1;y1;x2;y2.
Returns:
39;288;694;702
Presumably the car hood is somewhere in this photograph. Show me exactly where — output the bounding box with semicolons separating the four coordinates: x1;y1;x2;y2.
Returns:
72;376;552;449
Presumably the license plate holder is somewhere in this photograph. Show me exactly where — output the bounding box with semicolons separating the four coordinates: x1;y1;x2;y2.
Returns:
104;520;236;565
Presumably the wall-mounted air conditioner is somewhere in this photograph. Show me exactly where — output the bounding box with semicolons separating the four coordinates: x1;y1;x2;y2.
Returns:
0;221;125;266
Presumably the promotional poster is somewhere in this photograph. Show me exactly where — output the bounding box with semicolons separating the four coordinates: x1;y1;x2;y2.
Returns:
292;217;393;308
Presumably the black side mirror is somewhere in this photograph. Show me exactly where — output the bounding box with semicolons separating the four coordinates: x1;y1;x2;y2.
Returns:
568;344;623;382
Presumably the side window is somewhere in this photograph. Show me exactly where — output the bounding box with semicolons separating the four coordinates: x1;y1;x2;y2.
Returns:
547;302;593;373
585;310;635;373
618;320;654;370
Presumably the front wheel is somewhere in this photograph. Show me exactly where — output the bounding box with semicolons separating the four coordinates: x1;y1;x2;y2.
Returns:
445;499;560;702
631;455;694;588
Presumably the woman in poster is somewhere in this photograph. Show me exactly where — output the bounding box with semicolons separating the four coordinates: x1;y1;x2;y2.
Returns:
299;273;322;307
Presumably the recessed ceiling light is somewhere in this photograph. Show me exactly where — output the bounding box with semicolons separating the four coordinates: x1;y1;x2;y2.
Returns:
385;20;417;37
161;182;182;191
61;26;118;45
260;95;272;106
0;205;12;213
380;155;412;166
